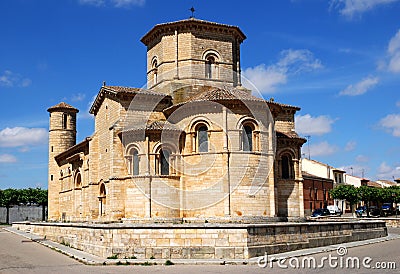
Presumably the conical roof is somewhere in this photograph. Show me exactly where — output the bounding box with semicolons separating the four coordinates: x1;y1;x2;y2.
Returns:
47;102;79;113
141;18;246;46
164;87;265;115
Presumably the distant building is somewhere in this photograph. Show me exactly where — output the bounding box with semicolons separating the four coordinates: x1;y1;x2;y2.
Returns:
47;18;306;222
301;158;400;213
376;180;398;188
302;158;351;213
302;172;333;216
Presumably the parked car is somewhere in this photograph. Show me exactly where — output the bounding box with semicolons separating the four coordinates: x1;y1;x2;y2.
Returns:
311;208;330;217
327;205;342;216
368;206;381;217
356;205;380;217
381;203;394;216
356;206;367;217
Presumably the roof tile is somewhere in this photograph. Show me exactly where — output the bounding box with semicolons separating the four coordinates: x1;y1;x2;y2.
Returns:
47;102;79;113
89;85;169;115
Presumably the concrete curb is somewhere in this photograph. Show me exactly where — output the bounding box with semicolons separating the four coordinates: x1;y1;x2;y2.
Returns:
3;226;400;266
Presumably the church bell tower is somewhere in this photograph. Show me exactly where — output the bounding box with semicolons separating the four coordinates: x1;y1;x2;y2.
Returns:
47;102;78;220
141;18;246;102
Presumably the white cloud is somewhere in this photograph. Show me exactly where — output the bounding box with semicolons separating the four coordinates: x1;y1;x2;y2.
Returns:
356;155;369;163
345;141;357;151
387;29;400;73
0;127;48;147
378;162;393;173
72;93;86;102
339;165;369;177
0;70;31;88
79;0;104;6
376;162;400;179
79;0;145;7
339;48;352;53
21;78;32;87
277;49;323;73
330;0;399;18
339;76;379;96
242;49;322;93
388;29;400;54
0;70;13;86
18;147;31;153
295;114;335;136
79;94;96;119
242;64;287;93
112;0;145;7
307;141;338;157
379;114;400;137
0;154;17;163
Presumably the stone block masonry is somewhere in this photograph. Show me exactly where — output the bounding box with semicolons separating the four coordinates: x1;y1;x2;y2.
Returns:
12;220;387;259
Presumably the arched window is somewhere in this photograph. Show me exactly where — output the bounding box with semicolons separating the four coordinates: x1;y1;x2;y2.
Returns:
99;183;106;217
240;120;258;151
132;149;139;175
75;172;82;189
242;125;253;151
281;155;294;179
152;58;158;85
127;148;139;175
197;125;208;152
100;183;106;196
203;51;220;80
205;55;215;79
160;149;170;175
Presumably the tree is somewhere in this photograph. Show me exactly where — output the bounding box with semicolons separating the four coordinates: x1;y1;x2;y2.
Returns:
357;186;378;217
0;187;48;223
18;187;48;221
0;188;19;224
35;188;48;221
380;186;400;216
0;189;3;222
377;187;392;204
20;188;37;205
330;185;358;216
389;186;400;203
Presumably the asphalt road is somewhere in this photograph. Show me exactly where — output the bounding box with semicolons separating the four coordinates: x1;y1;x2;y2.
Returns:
0;227;399;274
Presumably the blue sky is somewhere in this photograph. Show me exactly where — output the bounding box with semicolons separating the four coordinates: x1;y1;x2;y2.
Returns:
1;0;400;189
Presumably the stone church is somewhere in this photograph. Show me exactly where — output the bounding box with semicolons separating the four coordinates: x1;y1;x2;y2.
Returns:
47;18;306;222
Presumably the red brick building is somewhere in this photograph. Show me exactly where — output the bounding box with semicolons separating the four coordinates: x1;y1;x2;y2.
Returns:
303;172;334;216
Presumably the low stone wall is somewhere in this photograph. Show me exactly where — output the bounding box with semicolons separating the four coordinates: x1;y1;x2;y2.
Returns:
382;218;400;228
325;216;400;228
12;221;387;259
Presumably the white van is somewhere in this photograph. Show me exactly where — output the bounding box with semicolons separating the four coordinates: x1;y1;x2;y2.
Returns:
327;205;342;216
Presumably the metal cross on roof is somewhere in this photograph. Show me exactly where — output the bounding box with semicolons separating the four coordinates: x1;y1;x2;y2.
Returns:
189;7;195;18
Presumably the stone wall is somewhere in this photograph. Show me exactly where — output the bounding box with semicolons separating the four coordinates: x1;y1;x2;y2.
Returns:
145;22;240;92
48;106;78;220
12;220;387;259
385;218;400;228
0;206;47;224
